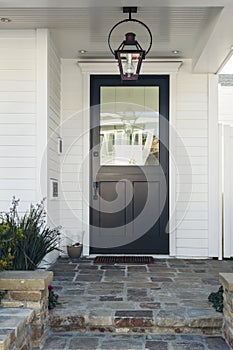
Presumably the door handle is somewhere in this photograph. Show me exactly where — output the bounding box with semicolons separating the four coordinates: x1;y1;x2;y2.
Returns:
93;182;99;200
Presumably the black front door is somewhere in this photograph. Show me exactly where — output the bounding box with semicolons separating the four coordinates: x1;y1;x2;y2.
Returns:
90;75;169;254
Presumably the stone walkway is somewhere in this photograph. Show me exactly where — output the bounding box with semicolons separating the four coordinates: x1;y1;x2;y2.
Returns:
43;257;233;349
43;333;229;349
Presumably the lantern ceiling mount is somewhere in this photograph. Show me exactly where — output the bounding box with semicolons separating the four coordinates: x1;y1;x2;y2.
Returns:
108;7;153;80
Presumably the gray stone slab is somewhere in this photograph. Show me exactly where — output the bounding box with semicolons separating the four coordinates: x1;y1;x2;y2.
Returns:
205;336;230;349
145;340;168;350
69;337;100;349
171;342;205;350
43;336;68;349
101;339;142;349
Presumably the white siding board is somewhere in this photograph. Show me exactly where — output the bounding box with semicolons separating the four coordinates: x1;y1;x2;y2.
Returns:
178;137;207;147
176;120;207;129
0;60;35;70
177;238;208;248
0;102;35;114
0;124;35;135
0;70;35;81
0;158;36;168
176;247;209;256
177;129;207;138
0;168;35;179
0;49;35;60
177;184;208;193
61;192;82;201
0;189;36;201
176;230;208;239
60;200;83;211
178;193;208;202
176;165;207;175
0;146;36;157
177;202;208;213
0;92;36;102
176;175;208;184
177;111;208;120
60;60;83;252
0;81;36;91
0;115;35;123
47;32;61;242
219;86;233;125
175;62;209;257
176;147;208;157
0;136;35;145
176;156;208;166
0;179;35;190
61;182;81;192
177;211;208;220
177;220;208;230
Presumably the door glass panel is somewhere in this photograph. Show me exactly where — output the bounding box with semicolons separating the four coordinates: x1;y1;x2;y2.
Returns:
100;86;159;166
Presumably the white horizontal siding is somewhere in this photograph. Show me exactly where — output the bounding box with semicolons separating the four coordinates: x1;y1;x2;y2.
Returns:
177;230;208;239
0;124;35;135
60;60;83;252
47;33;61;235
0;30;37;211
177;238;208;248
175;61;208;257
219;85;233;125
0;81;36;91
59;59;212;258
0;146;36;157
0;179;36;190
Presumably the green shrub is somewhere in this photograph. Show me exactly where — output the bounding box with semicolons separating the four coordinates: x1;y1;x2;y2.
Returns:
0;197;61;270
0;198;23;270
208;286;223;313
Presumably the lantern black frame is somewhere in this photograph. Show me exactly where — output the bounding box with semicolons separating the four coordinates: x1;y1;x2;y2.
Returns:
108;7;153;80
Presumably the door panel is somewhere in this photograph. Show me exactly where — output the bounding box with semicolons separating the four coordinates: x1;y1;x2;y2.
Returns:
99;181;127;228
90;75;169;254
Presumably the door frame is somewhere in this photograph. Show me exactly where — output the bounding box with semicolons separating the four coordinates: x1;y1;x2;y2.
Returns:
78;59;183;256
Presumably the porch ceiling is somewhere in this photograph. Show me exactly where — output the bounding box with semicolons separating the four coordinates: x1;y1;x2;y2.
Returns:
0;1;233;73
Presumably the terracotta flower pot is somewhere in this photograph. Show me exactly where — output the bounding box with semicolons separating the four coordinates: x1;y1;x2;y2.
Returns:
67;243;83;259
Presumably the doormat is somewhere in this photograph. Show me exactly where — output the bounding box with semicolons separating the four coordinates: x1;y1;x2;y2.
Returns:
94;256;154;264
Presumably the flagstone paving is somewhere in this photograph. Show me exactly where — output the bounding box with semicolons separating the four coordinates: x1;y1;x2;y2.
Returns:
42;333;229;349
43;257;233;349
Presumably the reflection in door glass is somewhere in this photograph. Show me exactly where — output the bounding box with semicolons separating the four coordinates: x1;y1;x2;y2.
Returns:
100;86;159;166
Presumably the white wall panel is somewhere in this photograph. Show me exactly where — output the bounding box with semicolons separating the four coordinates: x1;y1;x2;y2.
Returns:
58;59;215;258
60;59;83;252
176;61;209;257
219;86;233;125
47;33;61;238
0;30;37;211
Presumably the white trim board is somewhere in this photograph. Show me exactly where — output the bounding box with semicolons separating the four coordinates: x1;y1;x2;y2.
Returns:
36;29;48;202
78;60;182;256
208;74;221;259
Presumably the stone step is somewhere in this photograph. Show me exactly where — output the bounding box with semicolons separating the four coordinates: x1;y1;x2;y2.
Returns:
0;308;34;350
42;332;230;350
49;308;223;335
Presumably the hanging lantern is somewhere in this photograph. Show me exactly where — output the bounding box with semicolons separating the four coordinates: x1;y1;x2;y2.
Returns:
108;7;152;80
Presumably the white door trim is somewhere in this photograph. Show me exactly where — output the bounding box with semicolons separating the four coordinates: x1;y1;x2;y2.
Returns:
78;59;182;256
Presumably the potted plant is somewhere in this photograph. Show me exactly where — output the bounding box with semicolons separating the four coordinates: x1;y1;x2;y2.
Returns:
67;242;83;259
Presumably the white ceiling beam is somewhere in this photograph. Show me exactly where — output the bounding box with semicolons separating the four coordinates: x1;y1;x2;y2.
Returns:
193;6;233;73
0;0;232;8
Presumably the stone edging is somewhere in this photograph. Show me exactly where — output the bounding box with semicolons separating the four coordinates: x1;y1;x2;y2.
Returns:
220;273;233;349
0;270;53;350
